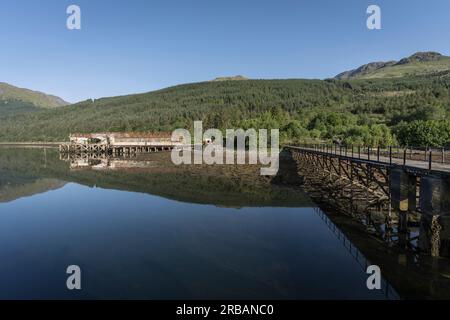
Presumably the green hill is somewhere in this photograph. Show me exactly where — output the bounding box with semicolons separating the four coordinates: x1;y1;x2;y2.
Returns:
0;82;68;116
1;74;449;146
335;52;450;80
0;52;449;146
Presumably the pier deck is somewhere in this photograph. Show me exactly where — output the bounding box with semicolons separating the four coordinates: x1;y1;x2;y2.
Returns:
285;145;450;217
288;145;450;173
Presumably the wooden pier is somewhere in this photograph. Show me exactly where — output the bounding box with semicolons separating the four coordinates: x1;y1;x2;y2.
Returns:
59;131;183;155
284;144;450;257
286;144;450;215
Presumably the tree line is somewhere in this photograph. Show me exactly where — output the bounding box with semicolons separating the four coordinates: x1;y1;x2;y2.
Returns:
0;75;449;147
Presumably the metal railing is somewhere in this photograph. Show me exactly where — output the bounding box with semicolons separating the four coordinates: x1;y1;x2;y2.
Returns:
290;144;450;171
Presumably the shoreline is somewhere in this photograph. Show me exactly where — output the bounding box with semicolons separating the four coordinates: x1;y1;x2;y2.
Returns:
0;142;63;147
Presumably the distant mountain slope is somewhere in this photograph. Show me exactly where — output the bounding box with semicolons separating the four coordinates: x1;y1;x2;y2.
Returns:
0;82;68;112
212;75;249;81
335;52;450;79
0;178;66;203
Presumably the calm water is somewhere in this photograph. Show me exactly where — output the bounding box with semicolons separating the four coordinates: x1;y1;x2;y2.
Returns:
0;147;448;299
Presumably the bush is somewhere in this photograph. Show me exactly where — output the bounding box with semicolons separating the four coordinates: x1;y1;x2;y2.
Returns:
395;120;450;147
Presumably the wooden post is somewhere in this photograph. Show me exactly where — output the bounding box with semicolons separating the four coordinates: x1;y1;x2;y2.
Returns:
403;149;406;166
429;151;432;170
377;147;380;162
389;146;392;164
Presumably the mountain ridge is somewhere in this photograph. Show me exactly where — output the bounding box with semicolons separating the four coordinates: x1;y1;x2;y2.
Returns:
0;82;68;109
335;51;450;80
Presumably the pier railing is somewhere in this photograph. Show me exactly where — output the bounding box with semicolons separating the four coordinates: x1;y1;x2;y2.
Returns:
290;144;450;171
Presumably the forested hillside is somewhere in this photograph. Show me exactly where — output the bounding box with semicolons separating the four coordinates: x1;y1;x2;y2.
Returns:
0;73;449;146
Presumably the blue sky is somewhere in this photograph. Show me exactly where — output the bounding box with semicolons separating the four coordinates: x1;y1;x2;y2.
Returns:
0;0;449;103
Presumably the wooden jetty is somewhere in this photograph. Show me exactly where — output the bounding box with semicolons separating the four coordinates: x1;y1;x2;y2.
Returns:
286;144;450;215
59;132;183;155
285;144;450;257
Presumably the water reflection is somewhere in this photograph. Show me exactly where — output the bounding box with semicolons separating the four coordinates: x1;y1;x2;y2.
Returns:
314;208;399;299
0;147;449;299
1;147;311;208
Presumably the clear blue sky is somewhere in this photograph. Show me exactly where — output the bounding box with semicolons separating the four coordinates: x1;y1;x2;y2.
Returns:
0;0;449;103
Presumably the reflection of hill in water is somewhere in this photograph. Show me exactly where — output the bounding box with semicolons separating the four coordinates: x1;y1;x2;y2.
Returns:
0;148;312;207
0;176;66;203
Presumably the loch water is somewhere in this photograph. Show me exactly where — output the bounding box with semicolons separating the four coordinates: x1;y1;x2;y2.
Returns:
0;147;449;299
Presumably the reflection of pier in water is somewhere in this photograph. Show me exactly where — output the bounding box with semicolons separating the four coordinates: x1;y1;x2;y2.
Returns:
314;205;450;299
60;152;159;170
314;207;400;299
